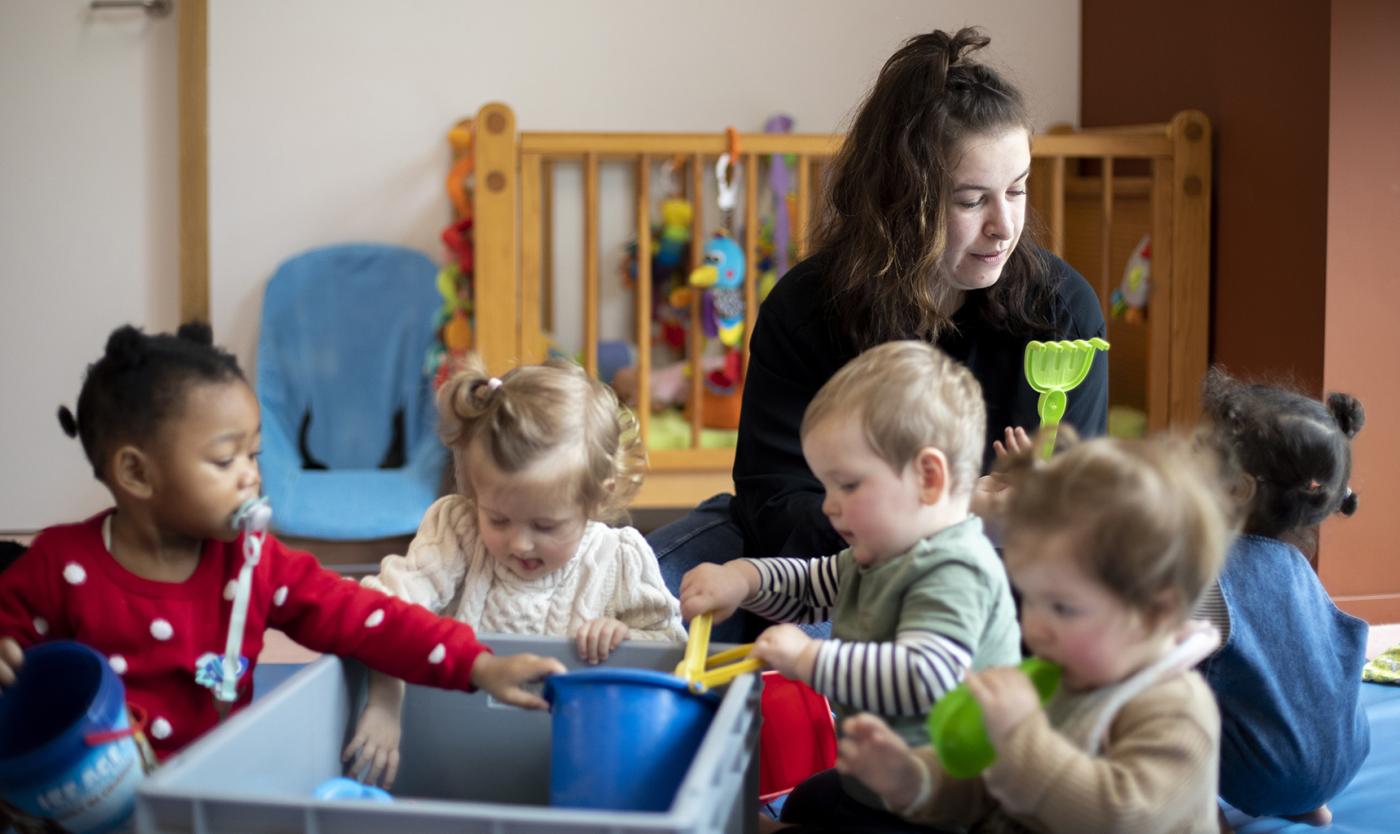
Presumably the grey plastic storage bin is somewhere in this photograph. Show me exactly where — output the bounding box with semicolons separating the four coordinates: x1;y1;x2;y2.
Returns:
135;636;759;834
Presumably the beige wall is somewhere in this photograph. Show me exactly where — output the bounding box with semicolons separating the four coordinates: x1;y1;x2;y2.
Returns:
0;0;180;531
0;0;1079;531
207;0;1083;375
1320;0;1400;623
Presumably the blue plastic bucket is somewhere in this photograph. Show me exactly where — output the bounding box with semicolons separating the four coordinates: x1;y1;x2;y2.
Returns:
543;668;719;811
0;641;145;833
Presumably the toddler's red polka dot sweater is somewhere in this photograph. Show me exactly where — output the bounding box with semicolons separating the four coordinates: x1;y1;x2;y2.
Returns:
0;511;490;760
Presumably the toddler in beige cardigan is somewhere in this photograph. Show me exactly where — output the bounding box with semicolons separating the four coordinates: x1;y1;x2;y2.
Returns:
837;435;1233;834
344;355;685;787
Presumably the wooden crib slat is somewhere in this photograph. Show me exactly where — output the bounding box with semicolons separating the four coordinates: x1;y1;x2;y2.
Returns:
635;155;652;446
1049;156;1066;257
689;154;704;449
795;155;811;260
520;153;546;365
583;152;599;377
1149;157;1174;433
542;160;555;333
1099;156;1115;324
743;152;758;372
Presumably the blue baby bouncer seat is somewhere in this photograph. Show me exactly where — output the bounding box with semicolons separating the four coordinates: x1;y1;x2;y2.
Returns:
255;243;447;540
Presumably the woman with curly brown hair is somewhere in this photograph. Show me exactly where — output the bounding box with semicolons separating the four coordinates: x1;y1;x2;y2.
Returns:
651;27;1107;646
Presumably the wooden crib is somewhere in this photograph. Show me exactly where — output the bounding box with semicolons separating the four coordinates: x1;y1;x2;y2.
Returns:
464;102;1211;509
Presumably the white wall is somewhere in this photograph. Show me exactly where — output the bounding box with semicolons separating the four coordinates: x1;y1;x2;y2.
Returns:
0;0;179;531
0;0;1079;531
209;0;1080;372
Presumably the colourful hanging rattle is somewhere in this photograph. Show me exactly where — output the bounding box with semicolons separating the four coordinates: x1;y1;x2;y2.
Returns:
673;613;763;694
1023;338;1110;459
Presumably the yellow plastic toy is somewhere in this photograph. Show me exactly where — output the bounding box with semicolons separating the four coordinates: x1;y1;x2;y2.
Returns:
674;613;763;694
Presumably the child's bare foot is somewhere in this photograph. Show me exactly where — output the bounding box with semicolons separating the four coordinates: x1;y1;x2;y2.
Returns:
1284;804;1332;827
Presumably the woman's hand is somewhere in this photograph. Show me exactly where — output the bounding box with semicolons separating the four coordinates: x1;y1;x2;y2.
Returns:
750;624;818;682
836;714;926;812
964;667;1039;748
0;639;23;687
679;562;756;622
469;652;566;710
576;617;629;664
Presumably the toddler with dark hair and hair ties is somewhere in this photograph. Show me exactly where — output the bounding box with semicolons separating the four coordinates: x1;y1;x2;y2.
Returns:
1196;368;1370;829
0;323;565;766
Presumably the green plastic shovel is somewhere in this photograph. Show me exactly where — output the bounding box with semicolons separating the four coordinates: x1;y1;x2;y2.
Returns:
1024;338;1110;459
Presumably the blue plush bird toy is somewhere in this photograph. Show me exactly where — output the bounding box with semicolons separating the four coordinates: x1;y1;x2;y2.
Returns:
688;234;746;348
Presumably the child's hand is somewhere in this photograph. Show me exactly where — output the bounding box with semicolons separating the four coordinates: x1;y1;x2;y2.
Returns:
342;699;403;788
750;624;818;682
470;652;566;710
836;713;925;812
679;563;753;622
992;425;1032;459
0;639;23;687
972;427;1033;530
576;617;629;664
964;667;1040;747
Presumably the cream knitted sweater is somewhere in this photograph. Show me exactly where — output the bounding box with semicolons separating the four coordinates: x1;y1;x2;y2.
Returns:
363;496;686;642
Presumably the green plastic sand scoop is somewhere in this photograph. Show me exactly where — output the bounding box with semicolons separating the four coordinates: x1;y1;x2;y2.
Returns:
1024;338;1110;459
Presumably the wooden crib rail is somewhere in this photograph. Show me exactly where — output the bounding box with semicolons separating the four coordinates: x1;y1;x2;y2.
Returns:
465;103;1211;509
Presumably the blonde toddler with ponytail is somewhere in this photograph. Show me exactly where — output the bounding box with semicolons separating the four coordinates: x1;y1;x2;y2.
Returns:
343;355;685;787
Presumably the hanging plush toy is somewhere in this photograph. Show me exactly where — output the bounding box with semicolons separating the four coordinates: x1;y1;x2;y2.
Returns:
1110;234;1151;324
688;234;746;348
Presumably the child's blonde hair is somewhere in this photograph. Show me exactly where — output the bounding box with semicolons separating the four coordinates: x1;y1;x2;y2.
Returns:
437;354;645;523
801;340;984;495
1004;434;1233;626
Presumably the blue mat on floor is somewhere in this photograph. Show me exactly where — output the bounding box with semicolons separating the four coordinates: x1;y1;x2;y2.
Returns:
1225;682;1399;833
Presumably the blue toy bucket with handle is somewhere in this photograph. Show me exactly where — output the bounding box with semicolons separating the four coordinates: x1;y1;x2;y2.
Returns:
543;668;719;811
0;641;146;833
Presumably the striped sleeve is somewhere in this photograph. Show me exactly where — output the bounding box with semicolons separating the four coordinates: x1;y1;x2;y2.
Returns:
739;556;841;624
1191;579;1230;651
811;628;973;716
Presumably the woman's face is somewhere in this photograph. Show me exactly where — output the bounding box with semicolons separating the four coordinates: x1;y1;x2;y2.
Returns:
939;128;1031;293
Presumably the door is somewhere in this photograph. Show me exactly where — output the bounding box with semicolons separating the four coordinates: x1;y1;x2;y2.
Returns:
0;0;180;530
